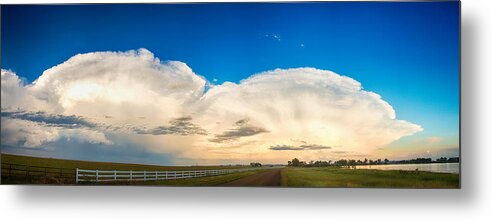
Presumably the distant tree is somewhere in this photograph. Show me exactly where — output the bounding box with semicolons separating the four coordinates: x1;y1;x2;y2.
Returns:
309;160;314;167
299;161;307;167
384;158;389;164
448;157;460;163
334;159;348;167
348;160;356;166
287;161;292;166
250;162;262;167
436;157;448;163
364;158;368;165
292;158;300;167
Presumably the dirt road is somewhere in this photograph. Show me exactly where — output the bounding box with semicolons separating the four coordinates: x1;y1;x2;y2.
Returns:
222;168;282;187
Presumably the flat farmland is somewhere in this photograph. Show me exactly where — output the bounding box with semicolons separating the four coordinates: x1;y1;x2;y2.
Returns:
1;154;460;188
1;154;260;184
1;154;249;171
281;167;459;188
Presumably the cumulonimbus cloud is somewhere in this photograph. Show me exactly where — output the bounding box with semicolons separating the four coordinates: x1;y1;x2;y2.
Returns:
1;48;422;163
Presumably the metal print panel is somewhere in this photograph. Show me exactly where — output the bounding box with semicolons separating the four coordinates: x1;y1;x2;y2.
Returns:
0;2;460;188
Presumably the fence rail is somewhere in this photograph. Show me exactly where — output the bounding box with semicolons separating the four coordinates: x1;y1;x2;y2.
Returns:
1;162;278;184
76;167;271;183
1;163;75;183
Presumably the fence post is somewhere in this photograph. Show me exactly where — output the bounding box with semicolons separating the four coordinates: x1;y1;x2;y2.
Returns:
96;170;99;183
130;170;133;181
114;170;117;181
144;170;147;181
76;168;79;184
26;166;30;182
155;171;158;180
9;164;12;177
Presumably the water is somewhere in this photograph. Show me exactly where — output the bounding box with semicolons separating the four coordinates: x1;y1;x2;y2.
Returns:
355;163;459;174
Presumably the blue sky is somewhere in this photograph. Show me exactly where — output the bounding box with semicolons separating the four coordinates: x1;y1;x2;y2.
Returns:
1;2;459;162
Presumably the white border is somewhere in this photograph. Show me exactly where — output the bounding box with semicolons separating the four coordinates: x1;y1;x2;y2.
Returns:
2;0;492;219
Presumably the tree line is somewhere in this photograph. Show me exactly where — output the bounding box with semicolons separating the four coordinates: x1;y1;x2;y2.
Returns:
287;156;460;167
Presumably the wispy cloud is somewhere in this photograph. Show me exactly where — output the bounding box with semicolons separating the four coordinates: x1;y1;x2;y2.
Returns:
264;33;281;41
134;117;207;136
209;119;269;143
1;110;95;129
269;144;331;151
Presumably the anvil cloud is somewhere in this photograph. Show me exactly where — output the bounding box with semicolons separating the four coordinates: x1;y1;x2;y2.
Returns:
0;49;423;164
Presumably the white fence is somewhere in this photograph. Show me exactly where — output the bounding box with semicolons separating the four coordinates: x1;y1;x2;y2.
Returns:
76;167;272;183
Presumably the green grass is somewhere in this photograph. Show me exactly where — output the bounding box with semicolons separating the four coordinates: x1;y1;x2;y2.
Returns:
280;167;460;188
99;169;270;186
2;154;460;188
1;154;257;185
1;154;248;171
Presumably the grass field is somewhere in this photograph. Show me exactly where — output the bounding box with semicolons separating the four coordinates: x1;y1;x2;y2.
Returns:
280;167;460;188
98;169;271;186
2;154;460;188
1;154;247;171
0;154;258;185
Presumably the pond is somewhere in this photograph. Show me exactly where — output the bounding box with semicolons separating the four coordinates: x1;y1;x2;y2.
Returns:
355;163;459;174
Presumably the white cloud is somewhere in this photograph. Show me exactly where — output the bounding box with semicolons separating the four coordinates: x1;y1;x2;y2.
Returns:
1;49;422;164
187;67;422;162
0;118;112;147
30;48;205;121
264;33;281;41
2;49;205;149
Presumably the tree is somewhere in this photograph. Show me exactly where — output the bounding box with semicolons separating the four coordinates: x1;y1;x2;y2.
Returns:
308;160;314;167
292;158;300;167
348;160;356;166
287;161;292;166
334;159;348;167
384;158;389;164
250;162;261;167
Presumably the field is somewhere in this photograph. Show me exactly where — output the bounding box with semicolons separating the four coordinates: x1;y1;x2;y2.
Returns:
103;169;271;186
281;167;460;188
0;154;258;185
1;154;247;171
1;154;460;188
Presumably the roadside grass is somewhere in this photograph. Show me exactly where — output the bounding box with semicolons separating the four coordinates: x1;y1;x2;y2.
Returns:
280;167;459;188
